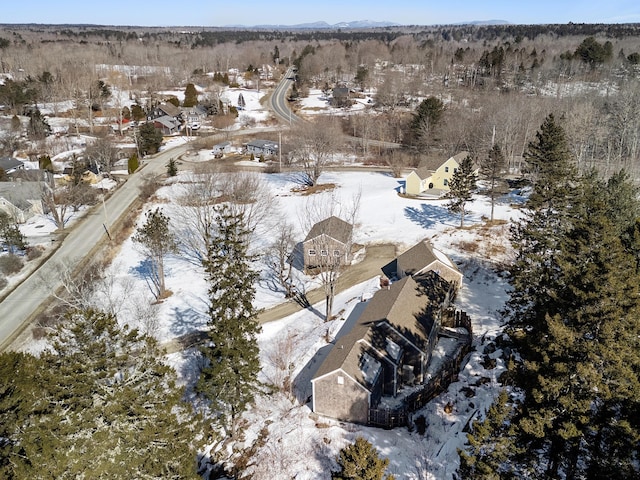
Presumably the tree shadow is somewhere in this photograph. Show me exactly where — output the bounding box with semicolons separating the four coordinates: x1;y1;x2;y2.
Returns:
289;242;305;271
129;257;160;298
293;343;333;405
170;304;207;338
404;203;455;230
395;179;406;193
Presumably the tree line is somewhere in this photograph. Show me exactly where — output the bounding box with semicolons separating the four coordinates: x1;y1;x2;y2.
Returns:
458;114;640;479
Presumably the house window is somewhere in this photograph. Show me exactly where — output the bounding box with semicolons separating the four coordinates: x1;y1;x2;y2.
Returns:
334;250;341;257
321;250;328;256
443;179;448;186
444;166;449;172
308;249;316;256
337;376;344;385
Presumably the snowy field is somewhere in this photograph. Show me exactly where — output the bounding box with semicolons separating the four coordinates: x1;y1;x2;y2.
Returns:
92;168;520;479
5;75;524;477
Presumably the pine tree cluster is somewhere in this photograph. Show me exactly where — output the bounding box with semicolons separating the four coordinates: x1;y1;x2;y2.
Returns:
459;114;640;478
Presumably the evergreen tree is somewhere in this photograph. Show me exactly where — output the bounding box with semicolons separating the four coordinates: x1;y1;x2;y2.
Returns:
127;153;139;174
130;103;145;121
183;83;198;107
166;96;180;107
0;310;201;479
507;114;577;333
26;107;51;139
167;157;178;176
410;96;444;146
506;172;640;478
458;390;517;480
446;155;477;227
138;121;163;155
132;207;177;299
197;205;261;437
0;351;40;479
332;437;396;480
523;113;575;211
480;144;508;222
237;92;245;109
10;114;20;131
0;211;27;253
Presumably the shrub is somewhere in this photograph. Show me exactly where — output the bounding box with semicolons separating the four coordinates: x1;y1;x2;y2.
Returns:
0;275;7;290
0;254;24;275
26;246;44;261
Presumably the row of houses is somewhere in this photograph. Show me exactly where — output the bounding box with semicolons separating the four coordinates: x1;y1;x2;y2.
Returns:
310;237;466;425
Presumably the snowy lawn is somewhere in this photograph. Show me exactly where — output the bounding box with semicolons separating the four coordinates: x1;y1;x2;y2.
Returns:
100;168;523;479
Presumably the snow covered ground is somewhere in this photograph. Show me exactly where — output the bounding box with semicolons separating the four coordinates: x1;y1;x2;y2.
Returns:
6;75;523;477
98;168;518;479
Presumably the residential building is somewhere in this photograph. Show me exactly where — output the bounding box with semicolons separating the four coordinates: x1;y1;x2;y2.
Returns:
303;216;353;271
405;151;470;196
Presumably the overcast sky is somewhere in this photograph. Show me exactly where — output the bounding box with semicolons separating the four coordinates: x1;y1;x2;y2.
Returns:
2;0;640;26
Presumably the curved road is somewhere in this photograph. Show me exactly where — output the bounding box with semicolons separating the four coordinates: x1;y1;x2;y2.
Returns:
1;70;399;350
268;67;301;125
268;66;401;150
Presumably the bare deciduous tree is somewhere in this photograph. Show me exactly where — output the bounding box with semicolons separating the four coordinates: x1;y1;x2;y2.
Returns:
175;168;276;265
218;171;277;239
264;221;297;298
85;136;119;173
299;190;360;320
289;117;343;187
41;182;71;230
174;168;220;266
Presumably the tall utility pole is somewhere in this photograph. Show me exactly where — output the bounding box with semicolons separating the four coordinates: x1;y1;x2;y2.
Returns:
278;130;282;172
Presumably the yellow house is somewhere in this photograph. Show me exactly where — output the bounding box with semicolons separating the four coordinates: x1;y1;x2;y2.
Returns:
405;151;469;195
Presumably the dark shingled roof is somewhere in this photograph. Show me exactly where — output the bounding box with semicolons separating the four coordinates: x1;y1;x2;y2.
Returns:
382;238;461;280
304;216;353;245
312;274;445;389
156;101;181;118
0;157;24;172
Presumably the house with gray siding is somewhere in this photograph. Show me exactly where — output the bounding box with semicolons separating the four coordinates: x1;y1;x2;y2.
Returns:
311;272;451;424
303;216;353;271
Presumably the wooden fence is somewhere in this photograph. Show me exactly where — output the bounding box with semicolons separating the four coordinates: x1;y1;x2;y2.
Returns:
368;310;472;429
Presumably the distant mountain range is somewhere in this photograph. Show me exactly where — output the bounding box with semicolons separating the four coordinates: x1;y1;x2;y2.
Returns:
225;19;510;29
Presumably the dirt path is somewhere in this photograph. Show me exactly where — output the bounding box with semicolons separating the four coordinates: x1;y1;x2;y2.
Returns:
162;243;397;354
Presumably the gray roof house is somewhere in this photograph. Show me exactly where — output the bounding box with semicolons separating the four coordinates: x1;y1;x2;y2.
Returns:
212;141;232;156
183;105;207;124
311;272;451;424
0;157;25;175
151;101;181;120
382;238;463;288
246;139;279;157
0;181;44;223
303;216;353;271
152;115;181;135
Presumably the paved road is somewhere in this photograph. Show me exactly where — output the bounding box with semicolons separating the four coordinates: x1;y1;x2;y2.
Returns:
0;143;193;350
268;67;301;125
